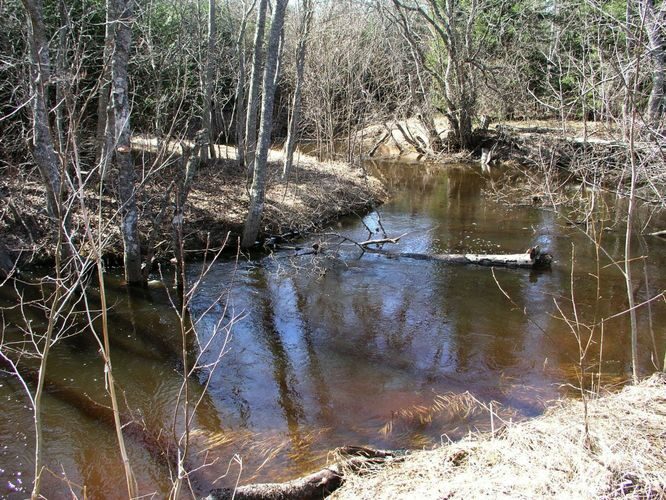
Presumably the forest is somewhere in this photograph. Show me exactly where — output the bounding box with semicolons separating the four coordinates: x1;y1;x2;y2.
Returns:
1;0;665;498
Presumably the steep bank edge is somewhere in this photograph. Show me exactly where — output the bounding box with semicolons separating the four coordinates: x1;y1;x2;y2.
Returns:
0;144;387;273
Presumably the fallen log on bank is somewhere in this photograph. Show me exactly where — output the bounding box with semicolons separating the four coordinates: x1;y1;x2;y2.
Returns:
204;446;403;500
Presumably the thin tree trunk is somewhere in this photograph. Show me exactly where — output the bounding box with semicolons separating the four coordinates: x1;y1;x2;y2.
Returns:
235;62;247;167
234;1;254;168
245;0;268;176
626;148;639;384
31;233;65;499
626;28;642;383
21;0;61;219
55;0;69;156
643;0;665;127
282;0;313;179
202;0;216;161
96;0;114;181
111;0;142;284
242;0;289;248
623;1;635;141
172;136;203;290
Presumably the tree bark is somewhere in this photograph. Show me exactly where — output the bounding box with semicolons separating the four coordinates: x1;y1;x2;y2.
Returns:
643;0;665;127
391;0;477;151
95;0;113;166
95;0;117;187
282;0;313;180
234;1;254;168
372;248;552;269
330;236;551;270
110;0;142;284
21;0;62;219
202;0;217;160
245;0;268;175
54;0;69;156
241;0;289;248
172;135;203;289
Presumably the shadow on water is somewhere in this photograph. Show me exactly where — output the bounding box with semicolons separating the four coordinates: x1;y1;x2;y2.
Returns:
188;160;666;484
2;160;666;496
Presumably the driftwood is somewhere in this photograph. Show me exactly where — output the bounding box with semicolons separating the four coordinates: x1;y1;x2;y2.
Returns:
289;234;552;270
368;130;391;157
204;446;402;500
367;245;552;270
357;237;552;270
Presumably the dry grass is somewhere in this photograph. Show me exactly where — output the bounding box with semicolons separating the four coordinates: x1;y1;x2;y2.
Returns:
332;374;666;499
378;392;522;441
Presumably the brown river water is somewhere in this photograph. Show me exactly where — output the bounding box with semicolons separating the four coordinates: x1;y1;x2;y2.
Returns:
1;161;665;498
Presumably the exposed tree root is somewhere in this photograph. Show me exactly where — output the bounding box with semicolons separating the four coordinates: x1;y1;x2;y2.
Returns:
205;446;403;500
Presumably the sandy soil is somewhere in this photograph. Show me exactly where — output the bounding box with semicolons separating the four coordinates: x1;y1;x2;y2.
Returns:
360;117;623;158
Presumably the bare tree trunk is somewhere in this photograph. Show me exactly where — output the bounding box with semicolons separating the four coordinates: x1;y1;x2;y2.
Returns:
242;0;289;248
643;0;665;127
55;0;70;156
172;134;203;290
245;0;268;176
234;1;254;168
110;0;142;284
391;0;477;151
623;1;636;140
282;0;313;179
21;0;61;219
96;0;114;181
202;0;216;161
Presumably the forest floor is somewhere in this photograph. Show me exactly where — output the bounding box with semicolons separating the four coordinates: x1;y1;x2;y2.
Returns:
0;140;386;274
331;373;666;499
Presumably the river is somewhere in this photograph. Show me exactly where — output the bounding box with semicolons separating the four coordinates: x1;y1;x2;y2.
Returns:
1;160;664;497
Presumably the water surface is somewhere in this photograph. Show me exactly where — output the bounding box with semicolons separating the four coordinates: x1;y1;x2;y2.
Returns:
1;160;664;497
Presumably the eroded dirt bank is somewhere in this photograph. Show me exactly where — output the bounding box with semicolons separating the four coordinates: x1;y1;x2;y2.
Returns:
0;142;386;273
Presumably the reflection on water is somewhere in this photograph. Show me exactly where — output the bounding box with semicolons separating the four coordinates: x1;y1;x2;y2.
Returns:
1;161;665;497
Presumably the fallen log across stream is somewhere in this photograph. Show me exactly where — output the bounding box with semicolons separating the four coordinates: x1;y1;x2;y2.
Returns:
204;446;403;500
365;245;553;270
292;234;553;270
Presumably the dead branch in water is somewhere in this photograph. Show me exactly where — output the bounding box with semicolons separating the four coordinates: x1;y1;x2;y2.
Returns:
366;246;553;270
290;233;552;270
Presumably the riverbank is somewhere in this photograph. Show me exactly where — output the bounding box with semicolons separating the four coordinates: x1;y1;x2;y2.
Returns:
331;374;666;499
361;118;619;159
0;142;386;274
362;117;665;209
